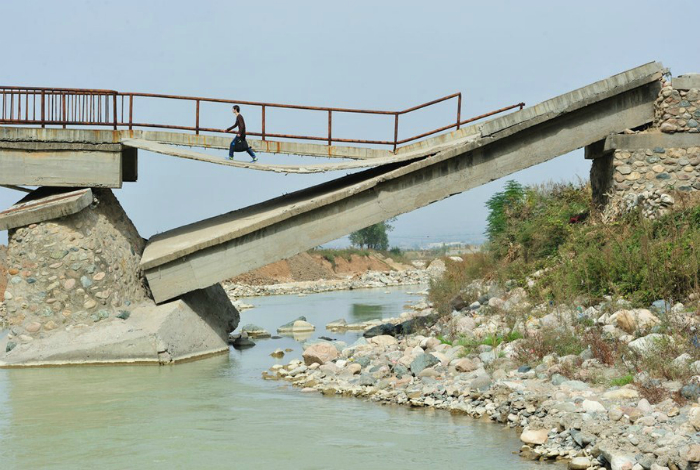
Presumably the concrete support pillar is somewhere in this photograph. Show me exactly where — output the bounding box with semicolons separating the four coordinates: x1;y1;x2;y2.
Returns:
587;140;614;209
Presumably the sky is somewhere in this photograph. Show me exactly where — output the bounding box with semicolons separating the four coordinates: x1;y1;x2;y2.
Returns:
1;0;699;248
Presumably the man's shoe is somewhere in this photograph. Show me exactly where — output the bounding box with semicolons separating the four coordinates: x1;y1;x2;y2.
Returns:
227;155;234;160
251;156;258;162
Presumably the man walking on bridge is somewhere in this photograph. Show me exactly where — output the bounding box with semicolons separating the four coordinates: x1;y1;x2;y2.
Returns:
226;105;258;162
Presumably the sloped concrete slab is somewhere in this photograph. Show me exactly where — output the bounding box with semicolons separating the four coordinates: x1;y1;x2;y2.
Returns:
0;188;93;231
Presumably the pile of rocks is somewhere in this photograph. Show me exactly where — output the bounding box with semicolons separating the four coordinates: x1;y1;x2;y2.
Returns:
606;189;676;220
655;83;700;133
263;280;700;469
267;332;699;469
224;269;430;298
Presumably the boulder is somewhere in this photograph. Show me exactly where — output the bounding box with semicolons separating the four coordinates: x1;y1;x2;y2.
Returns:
603;388;639;400
609;309;659;334
488;297;505;309
240;324;271;338
277;317;315;333
582;399;606;414
682;383;700;401
520;428;549;445
426;259;446;276
270;349;285;358
369;335;399;348
302;343;339;365
689;406;700;431
410;353;440;375
364;323;397;338
232;335;256;349
326;318;347;330
454;358;478;372
686;444;700;462
627;334;670;357
394;314;439;336
569;457;591;469
453;316;476;334
448;294;468;311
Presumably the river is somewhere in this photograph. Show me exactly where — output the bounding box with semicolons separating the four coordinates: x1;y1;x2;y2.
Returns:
0;285;552;469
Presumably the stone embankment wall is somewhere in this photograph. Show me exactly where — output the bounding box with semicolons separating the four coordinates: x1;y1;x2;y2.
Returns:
1;189;149;341
656;84;700;133
596;79;700;217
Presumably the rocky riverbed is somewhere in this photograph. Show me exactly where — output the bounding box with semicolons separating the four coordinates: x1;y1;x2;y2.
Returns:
224;261;442;298
263;283;700;470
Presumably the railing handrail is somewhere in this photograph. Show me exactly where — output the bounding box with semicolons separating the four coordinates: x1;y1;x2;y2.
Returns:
0;86;525;151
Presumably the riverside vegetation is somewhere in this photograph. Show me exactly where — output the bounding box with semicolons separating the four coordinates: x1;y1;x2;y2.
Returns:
265;181;700;470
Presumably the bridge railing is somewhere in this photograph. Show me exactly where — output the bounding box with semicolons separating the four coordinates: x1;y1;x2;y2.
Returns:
0;86;524;151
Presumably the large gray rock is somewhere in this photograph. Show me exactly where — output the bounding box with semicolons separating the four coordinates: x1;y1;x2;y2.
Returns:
240;324;270;338
410;353;440;375
0;284;239;366
628;334;670;357
277;317;315;333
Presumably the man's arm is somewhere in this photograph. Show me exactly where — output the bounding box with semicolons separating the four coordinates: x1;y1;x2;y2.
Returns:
225;121;239;132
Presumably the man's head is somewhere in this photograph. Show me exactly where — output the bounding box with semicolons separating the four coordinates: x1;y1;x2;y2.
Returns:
232;105;240;115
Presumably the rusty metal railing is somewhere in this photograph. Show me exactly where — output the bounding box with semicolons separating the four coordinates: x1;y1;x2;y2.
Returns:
0;86;525;152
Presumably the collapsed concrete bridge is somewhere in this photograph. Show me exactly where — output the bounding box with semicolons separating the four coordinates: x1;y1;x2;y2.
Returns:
3;61;700;366
0;62;675;304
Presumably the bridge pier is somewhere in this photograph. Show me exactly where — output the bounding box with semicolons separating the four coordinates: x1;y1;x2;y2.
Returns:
0;128;137;188
0;187;238;367
586;75;700;218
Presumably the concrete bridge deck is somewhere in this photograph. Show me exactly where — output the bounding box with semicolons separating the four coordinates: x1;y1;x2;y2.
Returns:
139;62;664;302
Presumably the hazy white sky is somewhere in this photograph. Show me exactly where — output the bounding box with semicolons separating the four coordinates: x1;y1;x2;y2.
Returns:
1;0;698;247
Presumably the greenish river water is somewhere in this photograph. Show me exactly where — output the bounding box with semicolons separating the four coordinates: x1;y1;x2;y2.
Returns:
0;286;552;469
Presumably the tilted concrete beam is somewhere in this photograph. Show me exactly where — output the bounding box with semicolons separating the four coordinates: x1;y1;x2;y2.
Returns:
142;62;664;302
0;188;93;231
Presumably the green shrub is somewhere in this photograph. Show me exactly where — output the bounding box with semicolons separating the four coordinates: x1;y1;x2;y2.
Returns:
610;374;634;387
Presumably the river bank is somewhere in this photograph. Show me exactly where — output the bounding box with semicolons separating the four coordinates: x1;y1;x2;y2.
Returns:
262;284;700;470
224;268;432;298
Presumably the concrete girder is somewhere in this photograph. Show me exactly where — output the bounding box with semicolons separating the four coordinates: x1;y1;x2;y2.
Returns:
0;128;137;188
604;132;700;152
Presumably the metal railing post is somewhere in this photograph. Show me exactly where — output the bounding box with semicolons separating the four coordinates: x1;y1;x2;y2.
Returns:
62;94;67;128
128;95;133;130
195;99;200;135
393;113;399;152
262;105;266;141
457;93;462;130
113;94;118;129
327;110;332;146
40;91;45;128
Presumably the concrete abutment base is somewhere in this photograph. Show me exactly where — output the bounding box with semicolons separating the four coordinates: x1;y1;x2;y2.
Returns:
0;187;239;367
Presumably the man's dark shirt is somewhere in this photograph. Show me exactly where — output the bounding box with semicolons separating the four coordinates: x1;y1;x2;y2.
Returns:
230;114;246;139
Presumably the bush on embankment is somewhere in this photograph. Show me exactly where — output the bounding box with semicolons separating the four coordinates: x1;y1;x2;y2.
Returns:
429;181;700;312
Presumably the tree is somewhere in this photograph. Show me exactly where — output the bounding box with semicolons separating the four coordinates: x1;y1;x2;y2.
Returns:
485;180;525;242
349;219;395;250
